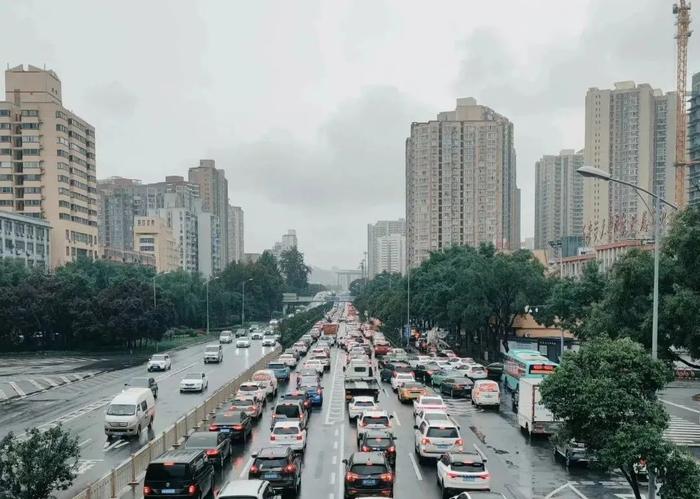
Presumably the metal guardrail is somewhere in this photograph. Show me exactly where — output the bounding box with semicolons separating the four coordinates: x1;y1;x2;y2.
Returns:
73;345;282;499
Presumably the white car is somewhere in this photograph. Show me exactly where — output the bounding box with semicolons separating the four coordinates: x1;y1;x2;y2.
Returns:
236;338;251;348
391;372;416;392
413;395;448;416
262;337;276;347
303;359;324;376
279;354;298;368
236;381;266;402
251;331;264;340
292;342;308;355
464;364;488;380
311;353;330;370
252;369;278;398
414;420;463;462
356;410;393;444
348;396;380;422
415;408;457;428
219;330;233;343
179;371;208;392
147;354;171;372
269;421;307;452
437;450;491;494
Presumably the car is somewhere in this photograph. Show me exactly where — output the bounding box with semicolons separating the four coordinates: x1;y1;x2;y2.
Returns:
437;450;491;495
448;493;507;499
236;382;267;403
271;400;307;429
251;331;264;340
302;359;324;376
104;388;155;440
184;430;232;469
229;397;264;420
296;374;320;391
252;369;279;399
485;362;504;381
282;390;312;412
391;372;415;392
397;382;428;403
373;343;391;356
414;408;457;428
262;336;277;347
414;362;443;384
267;361;291;381
235;328;248;338
348;396;380;421
269;420;307;452
147;354;171;372
279;354;298;368
428;368;454;388
124;376;158;399
210;410;254;441
204;344;223;363
440;376;474;398
414;420;463;463
464;364;488;381
310;353;330;371
553;440;595;467
237;337;252;348
219;330;234;343
358;430;397;467
180;371;208;393
413;395;448;415
292;342;308;355
342;451;394;499
248;446;302;496
143;449;215;499
356;411;393;444
302;384;323;407
471;379;500;408
218;479;278;499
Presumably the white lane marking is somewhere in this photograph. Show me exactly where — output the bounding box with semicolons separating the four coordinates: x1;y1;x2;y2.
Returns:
59;375;71;384
334;428;339;437
330;472;336;485
325;349;341;425
78;438;92;448
104;439;123;451
0;389;6;401
111;440;129;450
155;362;196;382
408;452;423;481
661;398;700;414
338;412;345;499
392;410;401;426
43;377;58;387
333;441;338;450
332;455;337;465
9;381;26;397
70;374;82;381
29;379;45;390
545;483;590;499
239;457;254;478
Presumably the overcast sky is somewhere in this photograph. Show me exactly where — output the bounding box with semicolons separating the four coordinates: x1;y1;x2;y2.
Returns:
2;0;698;269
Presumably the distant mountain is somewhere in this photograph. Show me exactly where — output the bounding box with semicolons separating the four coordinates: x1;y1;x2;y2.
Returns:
309;266;337;287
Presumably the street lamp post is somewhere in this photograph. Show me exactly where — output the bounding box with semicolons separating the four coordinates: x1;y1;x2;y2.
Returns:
241;278;253;326
577;165;678;499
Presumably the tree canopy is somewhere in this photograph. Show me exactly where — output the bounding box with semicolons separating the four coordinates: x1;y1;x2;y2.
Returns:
279;247;312;294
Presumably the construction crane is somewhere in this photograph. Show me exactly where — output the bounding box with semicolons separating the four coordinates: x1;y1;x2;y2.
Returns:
674;0;692;208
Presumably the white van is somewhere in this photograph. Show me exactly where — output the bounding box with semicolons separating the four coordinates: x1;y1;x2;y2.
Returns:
471;379;500;409
104;388;155;440
252;369;278;399
204;343;223;363
219;330;233;343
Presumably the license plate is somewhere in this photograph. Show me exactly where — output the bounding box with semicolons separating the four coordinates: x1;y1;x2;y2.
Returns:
220;428;231;433
436;444;450;449
161;489;176;494
263;472;280;479
362;479;377;486
462;476;475;482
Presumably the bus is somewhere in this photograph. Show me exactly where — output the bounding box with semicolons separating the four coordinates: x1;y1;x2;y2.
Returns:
502;349;557;392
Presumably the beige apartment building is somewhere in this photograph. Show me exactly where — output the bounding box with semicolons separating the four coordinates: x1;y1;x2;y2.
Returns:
406;98;520;267
134;215;179;272
188;160;228;264
583;82;677;245
0;65;97;268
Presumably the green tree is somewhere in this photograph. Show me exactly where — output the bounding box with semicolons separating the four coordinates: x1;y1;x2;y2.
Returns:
0;426;80;499
279;247;311;294
658;447;700;499
540;337;673;498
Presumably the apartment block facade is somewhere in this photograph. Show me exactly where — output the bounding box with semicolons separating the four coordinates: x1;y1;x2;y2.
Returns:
0;210;51;269
272;229;298;259
188;160;228;264
583;82;677;245
197;211;221;278
133;215;179;272
689;72;700;206
97;176;141;253
406;98;520;267
534;149;584;250
367;218;406;278
227;204;244;263
0;65;97;268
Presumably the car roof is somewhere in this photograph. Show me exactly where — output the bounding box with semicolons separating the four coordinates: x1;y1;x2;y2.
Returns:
256;446;290;458
350;451;388;464
351;396;376;402
448;451;483;463
110;387;151;404
151;448;203;464
363;429;394;438
219;479;268;496
273;420;301;428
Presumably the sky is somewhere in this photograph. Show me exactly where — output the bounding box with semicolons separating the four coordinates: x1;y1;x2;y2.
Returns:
2;0;698;269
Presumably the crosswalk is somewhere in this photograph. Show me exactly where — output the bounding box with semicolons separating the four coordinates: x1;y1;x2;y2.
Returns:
0;370;107;401
664;416;700;446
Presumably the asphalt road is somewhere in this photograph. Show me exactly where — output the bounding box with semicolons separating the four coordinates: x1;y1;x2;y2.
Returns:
0;339;272;499
115;323;661;499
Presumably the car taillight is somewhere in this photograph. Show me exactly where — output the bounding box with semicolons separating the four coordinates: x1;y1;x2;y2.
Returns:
187;484;198;496
361;445;370;451
296;434;303;440
455;438;464;446
361;421;368;426
380;472;394;482
143;486;153;495
421;437;431;445
209;424;218;431
447;472;459;479
284;464;297;473
480;472;490;480
233;424;243;430
206;449;219;456
249;464;259;474
387;446;396;453
270;435;276;440
346;472;360;482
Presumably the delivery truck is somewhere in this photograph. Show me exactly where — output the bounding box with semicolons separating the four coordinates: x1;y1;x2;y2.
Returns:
517;377;559;436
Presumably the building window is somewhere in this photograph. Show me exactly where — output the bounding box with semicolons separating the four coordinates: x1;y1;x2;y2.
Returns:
21;110;39;117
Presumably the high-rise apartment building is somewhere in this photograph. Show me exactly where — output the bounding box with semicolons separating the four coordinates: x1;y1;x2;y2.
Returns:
367;219;406;278
583;82;677;244
227;205;244;263
406;98;519;267
0;65;97;268
272;229;298;259
133;215;179;272
188;160;228;264
97;176;141;253
534;149;584;250
197;211;221;278
688;72;700;206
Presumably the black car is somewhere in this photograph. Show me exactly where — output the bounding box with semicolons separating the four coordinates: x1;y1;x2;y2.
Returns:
184;431;231;469
379;362;412;383
209;410;253;442
343;451;394;499
125;376;158;399
358;430;396;467
282;390;312;412
486;362;504;381
439;377;474;398
143;448;214;498
248;446;302;496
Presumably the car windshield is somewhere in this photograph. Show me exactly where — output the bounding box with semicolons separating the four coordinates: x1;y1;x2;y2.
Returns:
184;373;201;379
273;425;300;435
255;457;288;469
205;346;219;352
427;427;459;438
268;363;285;369
350;464;386;475
422;398;443;405
275;405;300;418
107;404;135;416
403;383;423;389
185;433;217;447
239;385;257;391
151;355;166;361
216;412;244;423
147;463;188;480
363;416;389;426
231;400;253;407
452;461;485;472
354;401;375;407
365;438;391;448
